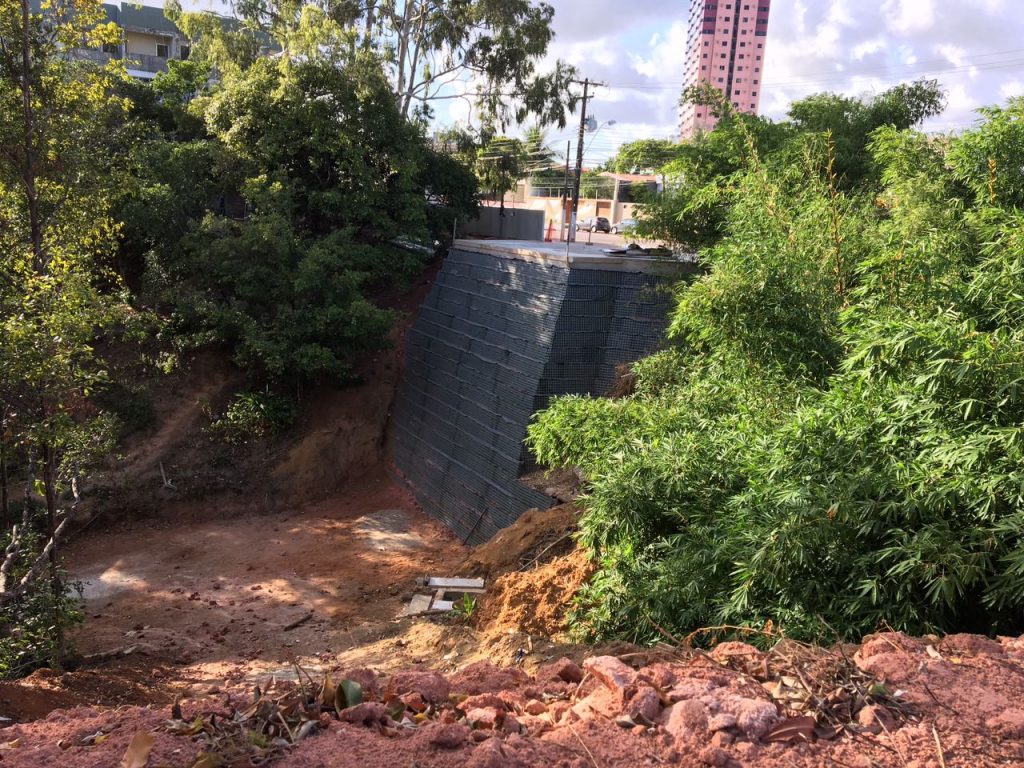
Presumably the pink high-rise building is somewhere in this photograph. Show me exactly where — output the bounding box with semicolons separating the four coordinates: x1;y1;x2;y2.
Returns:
679;0;771;139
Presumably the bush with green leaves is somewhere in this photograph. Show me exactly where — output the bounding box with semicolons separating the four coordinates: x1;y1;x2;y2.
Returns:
529;98;1024;644
121;55;478;387
206;390;297;445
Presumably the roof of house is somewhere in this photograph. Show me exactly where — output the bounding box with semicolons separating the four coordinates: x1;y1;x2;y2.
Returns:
113;3;180;35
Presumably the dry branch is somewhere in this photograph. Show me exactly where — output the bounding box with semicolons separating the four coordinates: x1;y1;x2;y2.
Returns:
0;515;70;607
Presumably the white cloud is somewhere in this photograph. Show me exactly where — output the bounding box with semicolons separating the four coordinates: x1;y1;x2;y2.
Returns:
882;0;937;35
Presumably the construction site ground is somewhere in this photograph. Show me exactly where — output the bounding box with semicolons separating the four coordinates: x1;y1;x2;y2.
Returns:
0;475;1022;767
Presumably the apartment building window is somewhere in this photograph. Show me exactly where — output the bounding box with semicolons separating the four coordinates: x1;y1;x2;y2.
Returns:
101;42;119;54
721;53;727;58
753;79;759;84
718;77;724;82
156;43;169;58
734;90;740;95
180;45;191;60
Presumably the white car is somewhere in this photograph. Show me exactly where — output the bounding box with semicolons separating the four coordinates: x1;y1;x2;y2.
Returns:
611;218;637;235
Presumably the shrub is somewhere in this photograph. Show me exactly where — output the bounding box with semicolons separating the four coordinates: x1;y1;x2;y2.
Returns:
529;99;1024;644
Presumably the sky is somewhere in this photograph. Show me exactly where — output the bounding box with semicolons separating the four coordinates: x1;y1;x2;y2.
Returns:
519;0;1024;166
181;0;1024;166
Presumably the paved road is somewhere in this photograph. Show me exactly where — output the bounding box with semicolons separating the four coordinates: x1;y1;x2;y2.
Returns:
553;227;659;250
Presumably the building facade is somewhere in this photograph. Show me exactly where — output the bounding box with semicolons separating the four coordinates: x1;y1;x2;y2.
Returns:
679;0;771;140
68;2;192;79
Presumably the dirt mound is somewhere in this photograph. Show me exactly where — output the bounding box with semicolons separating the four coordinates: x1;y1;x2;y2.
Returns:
474;550;595;639
0;659;175;725
461;503;578;578
3;632;1023;767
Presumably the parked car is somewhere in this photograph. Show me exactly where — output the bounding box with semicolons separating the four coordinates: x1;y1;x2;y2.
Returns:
611;218;637;235
576;216;611;233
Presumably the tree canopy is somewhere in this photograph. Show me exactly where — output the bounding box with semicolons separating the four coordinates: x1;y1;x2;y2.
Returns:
167;0;578;128
530;90;1024;644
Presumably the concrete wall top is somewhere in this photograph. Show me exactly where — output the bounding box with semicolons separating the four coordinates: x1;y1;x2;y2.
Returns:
454;239;697;277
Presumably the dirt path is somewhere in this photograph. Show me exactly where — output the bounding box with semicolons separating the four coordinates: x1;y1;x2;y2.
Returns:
65;466;465;677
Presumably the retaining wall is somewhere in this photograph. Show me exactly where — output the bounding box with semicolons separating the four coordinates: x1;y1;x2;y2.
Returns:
389;240;690;544
458;206;545;241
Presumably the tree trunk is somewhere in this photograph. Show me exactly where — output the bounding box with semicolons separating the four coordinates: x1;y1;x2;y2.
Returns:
0;409;9;533
363;0;375;48
19;0;43;273
41;442;64;662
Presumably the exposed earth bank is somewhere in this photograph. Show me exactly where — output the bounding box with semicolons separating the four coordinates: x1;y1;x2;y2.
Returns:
1;631;1023;767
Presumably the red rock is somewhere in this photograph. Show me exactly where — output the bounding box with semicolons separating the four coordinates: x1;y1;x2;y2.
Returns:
465;706;504;730
427;722;471;749
401;692;427;713
698;745;730;766
338;702;387;725
625;686;662;723
548;700;572;723
524;699;546;716
730;696;780;740
666;679;716;702
987;709;1024;739
707;713;736;731
461;693;507;712
500;714;521;735
711;730;734;748
857;704;896;733
583;656;637;695
467;738;526;768
572;687;621;721
451;662;529;695
388;670;451;704
536;658;584;684
662;700;709;745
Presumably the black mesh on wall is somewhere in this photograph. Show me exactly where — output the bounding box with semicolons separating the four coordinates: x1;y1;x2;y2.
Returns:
389;247;676;544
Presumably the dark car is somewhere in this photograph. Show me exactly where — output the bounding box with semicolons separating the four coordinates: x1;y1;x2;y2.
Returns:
576;216;611;233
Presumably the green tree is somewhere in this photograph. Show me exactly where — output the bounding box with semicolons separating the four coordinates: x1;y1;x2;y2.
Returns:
638;79;944;252
129;55;477;385
476;134;523;216
529;92;1024;645
0;0;128;671
610;138;682;175
167;0;578;127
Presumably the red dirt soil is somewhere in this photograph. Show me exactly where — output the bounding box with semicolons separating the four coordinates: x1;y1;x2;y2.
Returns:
47;466;466;692
2;633;1023;767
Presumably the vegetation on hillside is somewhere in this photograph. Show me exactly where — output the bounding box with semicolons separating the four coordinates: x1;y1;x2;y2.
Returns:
530;86;1024;644
0;0;586;676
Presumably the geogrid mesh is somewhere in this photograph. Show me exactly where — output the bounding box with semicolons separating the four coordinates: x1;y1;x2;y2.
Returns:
388;247;678;544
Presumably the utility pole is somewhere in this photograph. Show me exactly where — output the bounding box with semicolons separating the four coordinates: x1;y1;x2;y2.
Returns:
559;140;570;241
567;77;605;244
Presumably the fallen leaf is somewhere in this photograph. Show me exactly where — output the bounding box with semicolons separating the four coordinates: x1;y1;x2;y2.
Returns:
0;739;20;750
319;674;336;708
334;679;363;711
765;715;817;744
119;731;154;768
925;645;942;660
